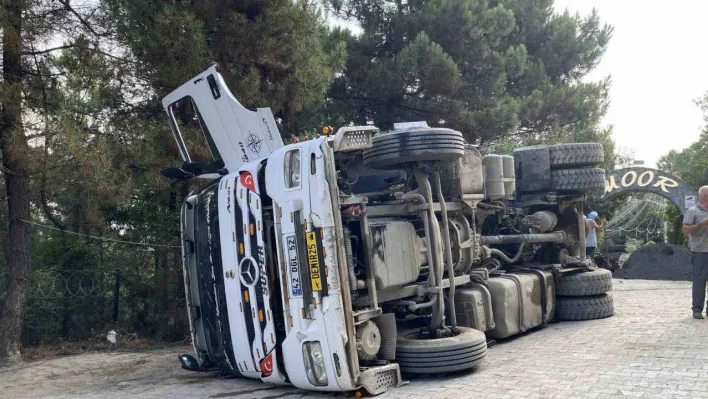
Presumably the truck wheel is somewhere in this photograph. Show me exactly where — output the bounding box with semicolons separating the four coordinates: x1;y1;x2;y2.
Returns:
549;143;604;168
556;268;613;296
395;327;487;375
556;294;614;321
550;168;605;192
363;129;465;169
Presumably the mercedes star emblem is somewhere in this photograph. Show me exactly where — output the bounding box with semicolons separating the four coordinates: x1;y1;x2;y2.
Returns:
239;258;258;286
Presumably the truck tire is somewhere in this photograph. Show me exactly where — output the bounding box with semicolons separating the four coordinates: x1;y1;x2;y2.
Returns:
556;294;614;321
556;268;613;296
550;168;605;192
549;143;604;168
395;327;487;375
363;129;465;169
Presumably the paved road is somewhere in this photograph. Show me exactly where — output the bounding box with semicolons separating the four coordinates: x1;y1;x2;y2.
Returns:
2;279;707;399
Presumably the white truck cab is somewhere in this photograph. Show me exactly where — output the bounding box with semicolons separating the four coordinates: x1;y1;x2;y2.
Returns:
165;67;613;395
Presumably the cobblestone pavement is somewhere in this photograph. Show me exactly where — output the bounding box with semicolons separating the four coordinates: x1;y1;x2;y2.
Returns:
2;279;707;399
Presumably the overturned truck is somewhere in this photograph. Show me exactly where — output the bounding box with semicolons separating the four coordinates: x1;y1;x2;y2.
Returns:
163;67;614;395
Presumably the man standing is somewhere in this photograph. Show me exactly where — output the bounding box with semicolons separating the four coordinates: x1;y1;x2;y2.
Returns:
586;211;603;258
682;186;708;319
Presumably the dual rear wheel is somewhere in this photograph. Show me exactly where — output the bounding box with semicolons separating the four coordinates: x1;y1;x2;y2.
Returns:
555;268;615;321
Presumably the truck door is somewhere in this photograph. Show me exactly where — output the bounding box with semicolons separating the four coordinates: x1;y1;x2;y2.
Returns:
162;66;284;176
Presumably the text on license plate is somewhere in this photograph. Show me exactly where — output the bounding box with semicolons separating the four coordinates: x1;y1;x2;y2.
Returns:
306;232;323;291
286;236;301;296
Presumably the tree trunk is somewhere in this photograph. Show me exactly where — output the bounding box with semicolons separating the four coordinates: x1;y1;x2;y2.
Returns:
0;0;31;367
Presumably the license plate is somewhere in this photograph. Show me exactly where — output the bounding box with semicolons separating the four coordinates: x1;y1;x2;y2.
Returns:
286;236;301;296
306;232;323;291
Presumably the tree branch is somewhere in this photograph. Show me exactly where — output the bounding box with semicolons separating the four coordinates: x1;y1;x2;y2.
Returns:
21;43;75;56
91;48;136;64
26;7;65;20
56;0;109;37
40;173;67;231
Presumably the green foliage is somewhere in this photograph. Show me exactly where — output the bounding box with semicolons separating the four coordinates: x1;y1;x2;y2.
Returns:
665;203;687;245
107;0;346;133
657;91;708;245
657;93;708;190
2;0;344;346
325;0;613;145
625;237;643;252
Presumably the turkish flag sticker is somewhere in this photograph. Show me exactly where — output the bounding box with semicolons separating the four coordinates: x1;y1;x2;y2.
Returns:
260;353;273;377
240;172;256;191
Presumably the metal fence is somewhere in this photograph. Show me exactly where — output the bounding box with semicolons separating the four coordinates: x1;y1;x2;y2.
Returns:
1;265;188;344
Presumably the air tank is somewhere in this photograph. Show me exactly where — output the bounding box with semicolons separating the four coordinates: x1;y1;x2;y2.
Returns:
501;155;516;199
483;155;505;200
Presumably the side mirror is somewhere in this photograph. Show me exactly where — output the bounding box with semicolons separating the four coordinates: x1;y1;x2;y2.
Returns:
181;162;206;175
178;353;200;372
161;167;193;180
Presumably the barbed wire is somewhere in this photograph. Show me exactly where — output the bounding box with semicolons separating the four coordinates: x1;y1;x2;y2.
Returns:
0;270;109;299
0;268;184;300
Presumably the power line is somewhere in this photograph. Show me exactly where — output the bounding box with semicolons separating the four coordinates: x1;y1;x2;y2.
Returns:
21;219;181;248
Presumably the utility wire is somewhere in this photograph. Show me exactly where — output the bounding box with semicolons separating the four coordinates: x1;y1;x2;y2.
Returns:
21;219;181;248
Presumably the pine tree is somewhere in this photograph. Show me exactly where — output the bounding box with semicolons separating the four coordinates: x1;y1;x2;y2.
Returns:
324;0;613;144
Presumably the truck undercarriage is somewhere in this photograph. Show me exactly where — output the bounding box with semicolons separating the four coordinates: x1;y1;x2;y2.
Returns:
163;67;614;395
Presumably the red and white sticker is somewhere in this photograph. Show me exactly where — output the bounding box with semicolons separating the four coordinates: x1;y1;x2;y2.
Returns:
260;353;273;377
240;172;256;191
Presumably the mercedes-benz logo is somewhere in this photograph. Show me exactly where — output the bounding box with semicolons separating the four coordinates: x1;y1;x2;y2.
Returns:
247;133;262;154
239;258;258;286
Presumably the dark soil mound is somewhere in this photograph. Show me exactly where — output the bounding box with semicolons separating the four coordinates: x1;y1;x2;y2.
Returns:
613;243;692;281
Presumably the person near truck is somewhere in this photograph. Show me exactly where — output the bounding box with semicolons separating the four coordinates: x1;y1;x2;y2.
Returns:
682;186;708;319
585;211;602;258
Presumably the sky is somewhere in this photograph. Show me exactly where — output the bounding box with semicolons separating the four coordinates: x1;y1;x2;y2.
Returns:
553;0;708;166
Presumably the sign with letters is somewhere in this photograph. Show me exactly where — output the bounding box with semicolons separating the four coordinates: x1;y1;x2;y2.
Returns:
600;167;696;214
604;169;679;195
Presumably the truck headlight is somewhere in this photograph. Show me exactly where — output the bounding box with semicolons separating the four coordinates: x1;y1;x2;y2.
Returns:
302;341;328;386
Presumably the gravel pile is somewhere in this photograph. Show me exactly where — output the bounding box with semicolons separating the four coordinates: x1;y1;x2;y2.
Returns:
613;243;692;281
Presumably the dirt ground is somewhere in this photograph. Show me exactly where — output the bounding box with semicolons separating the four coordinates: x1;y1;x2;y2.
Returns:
0;345;324;399
2;279;708;399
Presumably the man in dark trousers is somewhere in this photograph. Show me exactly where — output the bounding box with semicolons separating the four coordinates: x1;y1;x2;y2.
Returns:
683;186;708;319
